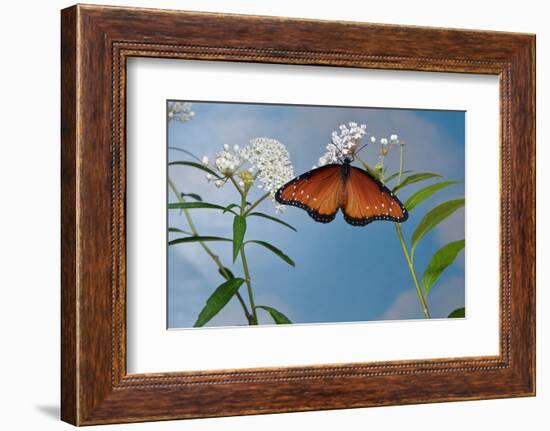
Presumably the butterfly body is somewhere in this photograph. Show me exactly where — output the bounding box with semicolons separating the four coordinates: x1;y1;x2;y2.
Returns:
336;159;352;207
275;159;408;226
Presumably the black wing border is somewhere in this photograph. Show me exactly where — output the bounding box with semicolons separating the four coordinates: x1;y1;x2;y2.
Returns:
275;164;340;224
342;167;409;226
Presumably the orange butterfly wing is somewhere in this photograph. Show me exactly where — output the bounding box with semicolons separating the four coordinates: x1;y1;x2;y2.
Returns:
275;164;343;223
341;167;408;226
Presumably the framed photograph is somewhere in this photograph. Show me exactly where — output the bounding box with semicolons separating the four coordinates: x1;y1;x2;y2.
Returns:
61;4;535;425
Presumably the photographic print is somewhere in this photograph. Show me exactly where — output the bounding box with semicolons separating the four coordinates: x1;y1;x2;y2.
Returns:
167;101;465;328
60;7;535;423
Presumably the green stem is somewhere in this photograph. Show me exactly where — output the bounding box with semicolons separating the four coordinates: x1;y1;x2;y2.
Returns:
397;144;405;185
244;192;270;216
228;175;245;199
395;224;431;318
237;188;259;325
240;245;258;325
392;144;431;319
168;175;253;323
168;176;199;232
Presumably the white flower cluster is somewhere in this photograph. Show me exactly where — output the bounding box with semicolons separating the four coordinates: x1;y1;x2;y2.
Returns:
167;101;195;123
215;144;242;176
318;122;367;166
204;144;242;187
380;134;400;147
379;134;400;158
240;137;295;199
203;138;294;212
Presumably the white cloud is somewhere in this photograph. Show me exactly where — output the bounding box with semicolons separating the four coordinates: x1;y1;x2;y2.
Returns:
382;275;465;321
427;275;466;317
382;289;424;320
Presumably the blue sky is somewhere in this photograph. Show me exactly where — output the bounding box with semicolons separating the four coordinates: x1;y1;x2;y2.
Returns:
167;101;465;328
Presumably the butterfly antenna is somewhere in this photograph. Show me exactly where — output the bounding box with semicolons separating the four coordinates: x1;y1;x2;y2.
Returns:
354;142;369;157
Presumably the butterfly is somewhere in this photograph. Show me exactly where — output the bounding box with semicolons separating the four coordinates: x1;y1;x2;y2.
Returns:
275;157;408;226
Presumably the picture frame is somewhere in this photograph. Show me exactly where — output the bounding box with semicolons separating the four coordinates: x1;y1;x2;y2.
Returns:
61;4;535;425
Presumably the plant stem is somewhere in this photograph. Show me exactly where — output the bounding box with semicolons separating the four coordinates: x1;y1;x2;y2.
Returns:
168;175;253;323
228;175;245;199
397;143;405;185
392;144;431;319
244;192;270;215
168;176;199;232
395;224;431;318
240;245;258;325
237;187;259;325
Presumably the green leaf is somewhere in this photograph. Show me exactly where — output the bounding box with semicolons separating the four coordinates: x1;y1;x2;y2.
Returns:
411;199;465;258
218;267;235;280
233;215;247;262
245;240;295;267
392;172;442;193
448;307;465;318
168;147;202;163
169;236;231;246
248;212;297;232
256;305;292;324
359;161;382;181
168;160;221;179
168;227;192;235
404;181;461;212
384;170;413;184
194;278;245;327
223;203;240;214
168;202;231;212
423;240;465;294
181;192;202;201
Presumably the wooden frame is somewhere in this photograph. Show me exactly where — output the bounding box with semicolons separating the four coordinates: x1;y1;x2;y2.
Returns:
61;4;535;426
